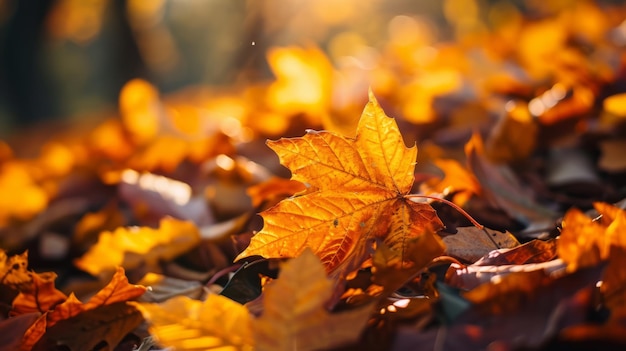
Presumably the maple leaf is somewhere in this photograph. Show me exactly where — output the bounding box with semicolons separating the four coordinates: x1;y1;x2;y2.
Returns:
254;249;373;351
20;267;145;351
11;272;67;316
236;91;443;272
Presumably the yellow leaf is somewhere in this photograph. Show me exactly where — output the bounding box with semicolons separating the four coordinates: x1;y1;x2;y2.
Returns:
236;92;443;272
136;294;254;351
254;249;372;351
75;217;201;276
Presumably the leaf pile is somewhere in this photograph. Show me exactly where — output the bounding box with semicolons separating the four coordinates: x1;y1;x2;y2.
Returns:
2;1;626;350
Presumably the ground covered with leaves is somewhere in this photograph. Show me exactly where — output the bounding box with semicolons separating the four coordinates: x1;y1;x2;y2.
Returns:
2;2;626;351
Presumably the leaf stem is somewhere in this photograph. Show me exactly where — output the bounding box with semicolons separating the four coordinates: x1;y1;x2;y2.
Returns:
404;194;484;229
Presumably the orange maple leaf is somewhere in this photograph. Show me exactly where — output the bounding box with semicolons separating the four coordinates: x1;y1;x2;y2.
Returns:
20;267;146;351
11;272;67;316
236;91;443;272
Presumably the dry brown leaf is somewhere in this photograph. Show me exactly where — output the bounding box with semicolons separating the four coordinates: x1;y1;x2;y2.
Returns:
442;226;520;263
473;239;557;266
31;302;144;351
236;91;443;273
254;249;372;351
447;259;566;291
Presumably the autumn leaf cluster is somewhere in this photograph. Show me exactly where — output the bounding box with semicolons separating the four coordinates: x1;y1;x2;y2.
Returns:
1;1;626;350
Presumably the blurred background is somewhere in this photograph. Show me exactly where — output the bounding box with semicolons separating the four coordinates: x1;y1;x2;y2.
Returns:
0;0;624;139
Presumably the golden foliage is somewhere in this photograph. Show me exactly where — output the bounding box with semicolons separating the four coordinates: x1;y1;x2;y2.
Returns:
236;91;443;272
75;217;201;276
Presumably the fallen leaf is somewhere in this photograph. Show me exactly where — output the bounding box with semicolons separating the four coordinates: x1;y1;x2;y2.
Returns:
32;302;144;351
0;313;39;351
20;267;145;351
254;249;372;351
19;294;84;351
557;207;608;271
396;265;602;350
472;239;557;266
83;266;147;309
442;226;520;263
465;133;558;232
74;217;201;276
236;91;443;273
447;259;566;291
11;272;67;316
136;294;254;351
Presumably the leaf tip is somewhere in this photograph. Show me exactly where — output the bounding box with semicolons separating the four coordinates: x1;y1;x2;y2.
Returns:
367;87;378;105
